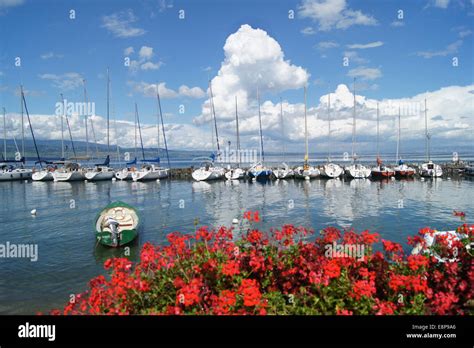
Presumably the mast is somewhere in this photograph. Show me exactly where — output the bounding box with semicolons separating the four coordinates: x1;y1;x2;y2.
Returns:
424;99;430;161
3;107;6;160
22;89;42;166
257;86;265;163
157;90;171;169
155;85;161;161
235;96;241;166
376;102;380;158
280;97;286;164
396;106;401;162
61;94;77;161
304;86;308;167
106;68;110;154
135;103;145;161
352;78;356;161
327;92;331;162
60;94;65;159
209;80;220;156
20;86;24;158
89;117;99;159
82;79;89;158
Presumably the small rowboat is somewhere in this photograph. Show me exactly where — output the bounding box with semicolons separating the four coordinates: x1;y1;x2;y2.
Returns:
95;201;140;247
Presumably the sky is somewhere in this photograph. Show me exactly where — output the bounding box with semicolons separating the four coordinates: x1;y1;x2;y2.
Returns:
0;0;473;157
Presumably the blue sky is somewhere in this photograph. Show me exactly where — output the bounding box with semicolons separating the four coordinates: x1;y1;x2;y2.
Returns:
0;0;473;153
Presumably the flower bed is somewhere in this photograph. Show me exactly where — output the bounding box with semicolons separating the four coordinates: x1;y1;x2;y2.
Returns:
52;212;473;315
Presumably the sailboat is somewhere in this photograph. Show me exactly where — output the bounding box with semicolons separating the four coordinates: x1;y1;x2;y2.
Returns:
225;96;245;180
320;91;343;178
85;69;115;181
371;102;395;179
52;94;86;182
420;99;442;178
115;103;138;181
247;86;272;180
294;86;320;179
273;98;294;179
394;106;415;177
192;80;225;182
344;79;371;179
0;89;33;181
132;90;170;181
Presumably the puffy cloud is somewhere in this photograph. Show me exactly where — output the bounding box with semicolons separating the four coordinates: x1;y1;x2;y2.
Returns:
347;67;382;81
298;0;377;31
416;40;463;58
124;45;162;72
128;81;205;99
300;26;316;35
194;24;309;125
139;46;154;59
38;72;83;90
346;41;383;49
316;41;340;50
101;9;146;38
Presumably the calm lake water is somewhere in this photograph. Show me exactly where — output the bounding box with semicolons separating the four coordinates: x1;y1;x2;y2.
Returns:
0;176;473;314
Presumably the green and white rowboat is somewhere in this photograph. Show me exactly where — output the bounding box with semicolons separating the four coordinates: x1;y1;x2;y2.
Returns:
95;201;140;247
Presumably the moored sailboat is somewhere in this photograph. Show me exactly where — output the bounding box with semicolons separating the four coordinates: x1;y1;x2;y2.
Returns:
295;86;319;179
247;87;272;180
419;99;442;178
320;92;342;178
273;98;294;179
192;80;225;182
371;103;394;179
345;79;370;179
393;106;415;177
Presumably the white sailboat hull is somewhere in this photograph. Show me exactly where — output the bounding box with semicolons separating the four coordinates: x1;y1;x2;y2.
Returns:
321;163;343;178
420;162;443;178
115;169;133;181
32;170;54;181
273;168;294;179
192;167;225;181
345;164;371;179
132;168;168;181
85;170;115;181
225;168;245;180
53;171;85;182
0;168;32;181
294;166;320;179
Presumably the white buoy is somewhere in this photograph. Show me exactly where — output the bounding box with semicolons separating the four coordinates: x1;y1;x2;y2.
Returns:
420;177;425;181
447;177;451;180
232;218;239;224
30;209;37;216
391;177;395;181
112;177;116;182
156;179;160;182
24;180;28;183
305;176;310;180
252;177;256;181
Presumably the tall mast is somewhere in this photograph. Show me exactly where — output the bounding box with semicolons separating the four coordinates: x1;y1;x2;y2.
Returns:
209;80;220;155
257;86;265;163
424;98;430;161
235;96;241;166
82;79;89;158
157;90;171;169
135;103;145;161
396;106;401;162
327;92;331;162
60;93;65;159
376;102;380;158
304;86;308;167
280;97;285;164
134;104;137;160
106;68;110;154
20;86;24;158
352;78;356;161
61;94;77;161
3;107;6;160
89;117;99;159
155;85;161;160
22;89;42;166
